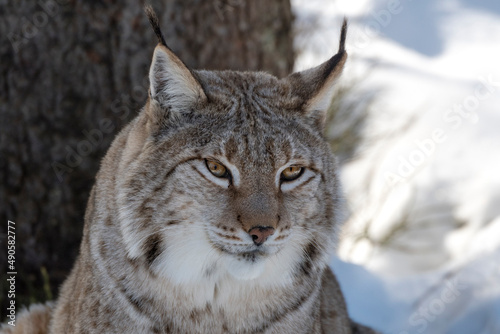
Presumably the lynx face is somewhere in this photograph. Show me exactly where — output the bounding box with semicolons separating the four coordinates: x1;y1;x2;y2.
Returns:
113;15;347;290
116;76;336;284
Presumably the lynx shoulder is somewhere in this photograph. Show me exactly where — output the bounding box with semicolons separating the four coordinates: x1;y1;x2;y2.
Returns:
4;6;376;334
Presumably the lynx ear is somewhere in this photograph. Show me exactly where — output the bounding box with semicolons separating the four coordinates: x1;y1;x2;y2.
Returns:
285;19;348;129
149;45;206;111
145;5;206;113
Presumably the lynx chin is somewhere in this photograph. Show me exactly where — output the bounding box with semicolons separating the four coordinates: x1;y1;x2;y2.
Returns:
2;5;377;334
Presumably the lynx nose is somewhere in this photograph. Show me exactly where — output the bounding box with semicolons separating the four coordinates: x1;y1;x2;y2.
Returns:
248;226;275;246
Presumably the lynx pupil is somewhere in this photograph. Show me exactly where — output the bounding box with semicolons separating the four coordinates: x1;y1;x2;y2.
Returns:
206;159;227;178
281;166;303;181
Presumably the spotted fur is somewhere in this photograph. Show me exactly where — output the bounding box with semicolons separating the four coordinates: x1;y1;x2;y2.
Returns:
7;7;377;334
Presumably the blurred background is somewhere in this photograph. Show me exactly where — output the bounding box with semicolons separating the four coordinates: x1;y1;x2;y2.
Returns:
1;0;499;332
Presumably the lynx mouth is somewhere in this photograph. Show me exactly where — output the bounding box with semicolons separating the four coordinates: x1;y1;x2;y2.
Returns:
217;243;283;263
220;245;267;257
236;249;266;262
207;230;284;262
209;239;270;258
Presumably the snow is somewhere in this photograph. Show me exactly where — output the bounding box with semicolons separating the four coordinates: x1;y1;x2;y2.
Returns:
331;247;500;333
292;0;500;332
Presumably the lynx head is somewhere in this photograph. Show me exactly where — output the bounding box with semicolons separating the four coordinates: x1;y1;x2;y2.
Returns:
114;7;347;286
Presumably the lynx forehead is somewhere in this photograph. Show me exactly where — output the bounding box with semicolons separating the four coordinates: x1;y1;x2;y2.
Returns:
2;6;376;334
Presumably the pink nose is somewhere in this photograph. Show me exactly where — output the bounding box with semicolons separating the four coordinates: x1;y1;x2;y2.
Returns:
248;226;275;246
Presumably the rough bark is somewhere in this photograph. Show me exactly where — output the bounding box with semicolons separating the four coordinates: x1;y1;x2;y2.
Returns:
160;0;294;77
0;0;293;316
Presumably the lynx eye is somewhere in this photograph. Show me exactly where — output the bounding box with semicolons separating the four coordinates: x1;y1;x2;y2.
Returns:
281;166;303;181
206;159;228;178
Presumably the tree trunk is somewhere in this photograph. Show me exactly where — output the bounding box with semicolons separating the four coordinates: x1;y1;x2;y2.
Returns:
0;0;293;315
160;0;294;77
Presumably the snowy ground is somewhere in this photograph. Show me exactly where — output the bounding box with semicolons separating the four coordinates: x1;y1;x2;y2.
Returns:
292;0;500;332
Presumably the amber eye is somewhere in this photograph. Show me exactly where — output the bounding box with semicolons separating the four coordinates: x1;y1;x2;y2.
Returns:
206;159;228;178
281;166;303;181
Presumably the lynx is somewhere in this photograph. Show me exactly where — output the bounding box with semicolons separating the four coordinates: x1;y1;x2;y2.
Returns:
2;6;376;334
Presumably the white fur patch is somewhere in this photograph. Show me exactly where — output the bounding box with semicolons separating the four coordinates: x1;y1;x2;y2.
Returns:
153;223;221;285
226;256;267;280
306;82;337;113
155;222;304;286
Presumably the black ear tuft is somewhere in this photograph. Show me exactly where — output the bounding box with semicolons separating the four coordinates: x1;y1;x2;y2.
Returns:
338;18;348;54
144;4;167;47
